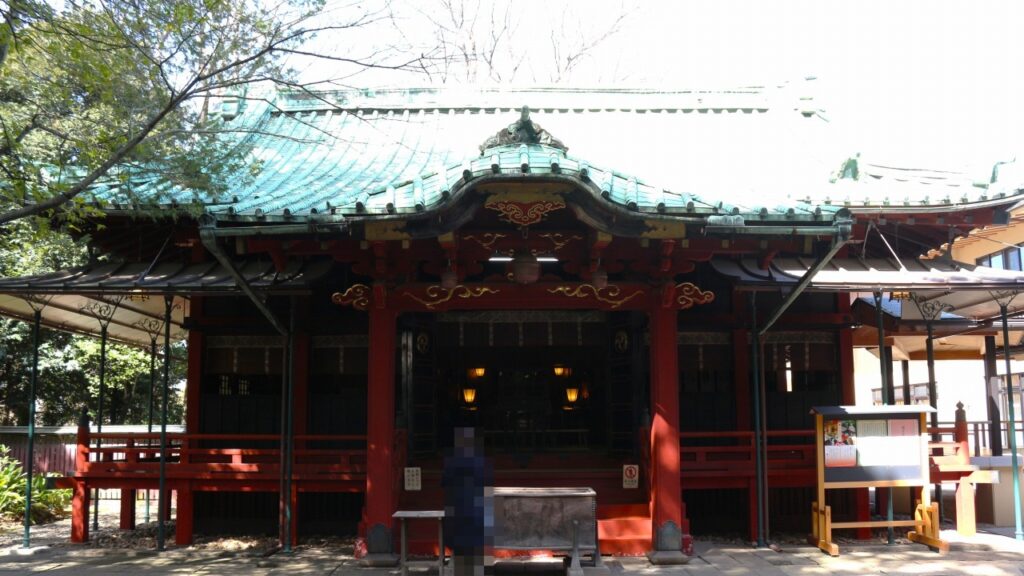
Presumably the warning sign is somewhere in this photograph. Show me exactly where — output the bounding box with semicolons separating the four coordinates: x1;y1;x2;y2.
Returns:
623;464;639;489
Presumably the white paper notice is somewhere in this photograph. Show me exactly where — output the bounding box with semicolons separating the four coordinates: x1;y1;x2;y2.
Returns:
857;419;887;437
824;445;857;467
855;436;920;467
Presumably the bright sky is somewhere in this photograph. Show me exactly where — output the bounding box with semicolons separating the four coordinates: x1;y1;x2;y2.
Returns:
295;0;1023;176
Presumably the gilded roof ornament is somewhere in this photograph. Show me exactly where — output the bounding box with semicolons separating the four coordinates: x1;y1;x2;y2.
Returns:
479;106;567;154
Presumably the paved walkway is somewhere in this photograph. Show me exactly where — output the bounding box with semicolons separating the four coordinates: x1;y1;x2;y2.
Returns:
1;527;1023;575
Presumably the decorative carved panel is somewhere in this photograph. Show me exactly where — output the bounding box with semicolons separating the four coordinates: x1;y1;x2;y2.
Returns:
675;282;715;310
484;191;565;226
546;284;645;310
402;285;500;310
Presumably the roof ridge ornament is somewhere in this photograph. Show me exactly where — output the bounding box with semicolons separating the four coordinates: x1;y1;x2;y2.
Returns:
479;105;567;154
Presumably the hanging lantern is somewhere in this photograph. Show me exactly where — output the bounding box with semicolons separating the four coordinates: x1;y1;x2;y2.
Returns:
512;251;541;284
553;364;572;378
565;387;579;403
462;387;477;404
441;267;458;290
467;367;486;379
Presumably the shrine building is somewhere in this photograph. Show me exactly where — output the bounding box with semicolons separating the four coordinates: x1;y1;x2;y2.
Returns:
1;84;1023;559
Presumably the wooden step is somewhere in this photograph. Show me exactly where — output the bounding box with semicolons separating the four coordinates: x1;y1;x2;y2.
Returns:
598;516;651;539
600;535;651;555
597;500;652;555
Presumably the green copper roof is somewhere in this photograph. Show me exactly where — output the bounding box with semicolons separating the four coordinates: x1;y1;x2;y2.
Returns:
88;84;1023;223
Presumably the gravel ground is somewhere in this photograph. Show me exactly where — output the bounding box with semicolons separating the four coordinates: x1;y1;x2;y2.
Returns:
1;500;359;556
0;500;955;557
0;496;159;549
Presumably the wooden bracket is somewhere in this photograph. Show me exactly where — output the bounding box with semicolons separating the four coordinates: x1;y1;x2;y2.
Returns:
659;239;676;273
372;241;388;277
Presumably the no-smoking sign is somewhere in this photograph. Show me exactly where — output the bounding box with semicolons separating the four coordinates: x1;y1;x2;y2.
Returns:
623;464;639;489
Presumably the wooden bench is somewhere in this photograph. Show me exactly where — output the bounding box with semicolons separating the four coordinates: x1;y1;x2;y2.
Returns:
393;510;445;576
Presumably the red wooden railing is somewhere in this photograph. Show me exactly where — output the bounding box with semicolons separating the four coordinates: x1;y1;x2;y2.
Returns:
679;429;815;480
75;430;367;481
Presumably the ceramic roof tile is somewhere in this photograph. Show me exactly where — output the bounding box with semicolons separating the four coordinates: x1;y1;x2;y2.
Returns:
88;85;1022;222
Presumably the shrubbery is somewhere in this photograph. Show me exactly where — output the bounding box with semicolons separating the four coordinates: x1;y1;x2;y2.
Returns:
0;445;71;523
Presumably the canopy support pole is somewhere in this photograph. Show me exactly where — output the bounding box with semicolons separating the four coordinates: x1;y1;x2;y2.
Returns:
873;292;895;545
999;303;1023;541
750;293;766;547
748;224;848;546
984;336;1003;456
280;298;296;552
157;296;172;551
92;324;108;532
925;323;943;522
21;308;41;548
146;336;156;524
202;218;294;551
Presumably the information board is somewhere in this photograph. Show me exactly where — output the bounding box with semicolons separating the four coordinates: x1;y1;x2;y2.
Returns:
809;405;944;556
821;414;924;484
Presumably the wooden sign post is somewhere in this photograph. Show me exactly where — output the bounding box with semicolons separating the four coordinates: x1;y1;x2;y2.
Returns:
810;405;947;555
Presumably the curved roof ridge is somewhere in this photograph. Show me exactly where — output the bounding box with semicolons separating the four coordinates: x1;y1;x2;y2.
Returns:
221;81;817;117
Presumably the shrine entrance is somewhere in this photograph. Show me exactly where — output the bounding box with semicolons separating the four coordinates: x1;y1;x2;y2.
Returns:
401;311;646;463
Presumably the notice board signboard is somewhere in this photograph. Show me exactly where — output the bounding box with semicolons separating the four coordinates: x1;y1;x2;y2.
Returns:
816;407;929;488
808;405;945;556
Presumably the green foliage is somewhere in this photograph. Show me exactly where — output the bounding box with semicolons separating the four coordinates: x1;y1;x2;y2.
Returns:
0;445;25;517
0;445;71;523
0;217;184;428
0;314;186;427
31;473;71;520
0;217;87;276
0;0;408;226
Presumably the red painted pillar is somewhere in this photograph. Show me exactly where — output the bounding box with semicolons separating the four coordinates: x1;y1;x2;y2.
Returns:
647;300;687;563
71;481;90;543
175;484;193;545
364;300;398;565
71;415;90;542
119;490;136;530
